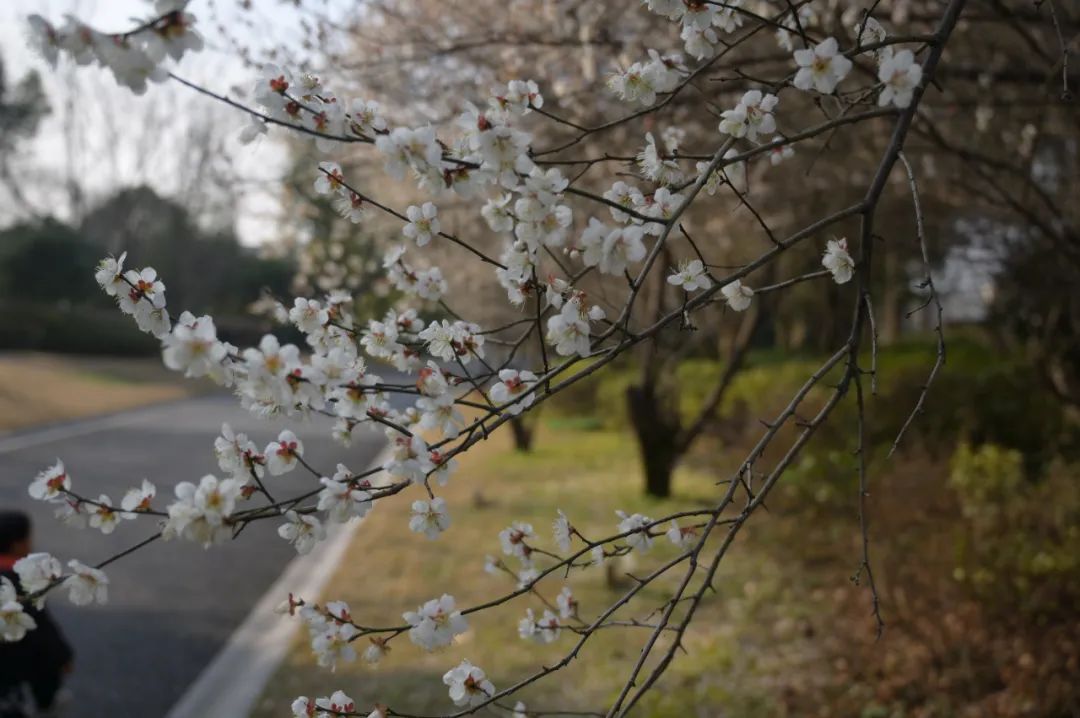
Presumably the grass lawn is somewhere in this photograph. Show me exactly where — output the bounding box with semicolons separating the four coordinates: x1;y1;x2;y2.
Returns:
0;352;198;432
250;417;866;717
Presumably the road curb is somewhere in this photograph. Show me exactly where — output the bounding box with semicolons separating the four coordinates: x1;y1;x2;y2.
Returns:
164;446;388;718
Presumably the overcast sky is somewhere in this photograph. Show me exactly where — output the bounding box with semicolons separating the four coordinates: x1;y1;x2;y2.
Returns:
0;0;337;246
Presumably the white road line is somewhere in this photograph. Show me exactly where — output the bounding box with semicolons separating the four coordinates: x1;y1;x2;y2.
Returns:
0;407;158;454
164;446;389;718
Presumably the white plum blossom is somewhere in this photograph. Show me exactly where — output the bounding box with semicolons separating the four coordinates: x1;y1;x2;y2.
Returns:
266;430;304;476
443;660;495;707
415;395;465;438
616;510;654;552
598;225;647;276
314;690;356;716
64;560;108;606
481;194;515;232
553;510;573;553
415;267;448;301
429;450;458;487
556;586;577;619
768;137;795;166
120;479;157;516
822;238;855;284
290;298;329;335
13;553;62;597
28;460;70;502
375;126;442;181
489;370;538;415
607;49;685;105
518;608;561;643
603;181;644;223
214;423;265;482
318;466;373;523
499;522;535;561
721;279;754;311
278;511;326;555
139;8;203;63
409;498;450;539
642;187;683;235
0;578;36;642
546;293;601;358
546;311;590;358
334;191;366;224
88;495;128;535
349;98;387;136
162;314;229;380
163;475;242;547
878;50;922;108
668;259;711;292
416;362;451;399
854;16;891;61
313;161;345;195
793;37;853;94
363;637;390;665
682;23;719;60
470;123;535;189
496;78;542;114
383;433;434;483
116;268;166;318
643;0;685;20
290;696;314;718
294;690;357;717
404;594;469;650
403;202;440;247
666;520;699;548
311;621;359;670
637;132;683;185
418;320;485;365
94;252;127;296
517;567;541;589
718;90;779;141
360;317;403;360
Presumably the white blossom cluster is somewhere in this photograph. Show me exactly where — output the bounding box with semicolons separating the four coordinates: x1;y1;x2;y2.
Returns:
27;1;202;94
9;1;943;714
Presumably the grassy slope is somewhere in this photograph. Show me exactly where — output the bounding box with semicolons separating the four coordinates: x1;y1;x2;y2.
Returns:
251;418;859;718
0;353;195;431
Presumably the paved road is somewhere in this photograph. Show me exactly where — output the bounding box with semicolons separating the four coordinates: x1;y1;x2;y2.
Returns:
0;395;384;717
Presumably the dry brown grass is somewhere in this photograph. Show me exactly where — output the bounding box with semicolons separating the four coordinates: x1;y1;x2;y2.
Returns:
0;353;195;431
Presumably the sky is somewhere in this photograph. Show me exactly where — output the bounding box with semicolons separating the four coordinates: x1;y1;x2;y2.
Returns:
0;0;341;246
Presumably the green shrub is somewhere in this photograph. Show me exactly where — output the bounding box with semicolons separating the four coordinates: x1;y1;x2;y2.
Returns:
0;302;160;355
553;337;1068;484
948;442;1024;519
545;356;614;419
948;443;1080;619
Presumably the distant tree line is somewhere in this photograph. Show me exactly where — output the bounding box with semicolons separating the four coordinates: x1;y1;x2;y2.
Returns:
0;185;293;354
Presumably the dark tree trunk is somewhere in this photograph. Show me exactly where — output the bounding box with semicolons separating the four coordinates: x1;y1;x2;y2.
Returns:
626;383;680;498
508;415;535;452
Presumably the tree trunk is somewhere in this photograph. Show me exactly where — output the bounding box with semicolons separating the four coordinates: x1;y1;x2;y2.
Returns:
626;383;680;498
508;415;535;452
880;249;903;343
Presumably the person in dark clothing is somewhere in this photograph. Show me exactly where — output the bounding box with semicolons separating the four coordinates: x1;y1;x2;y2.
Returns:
0;511;73;718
